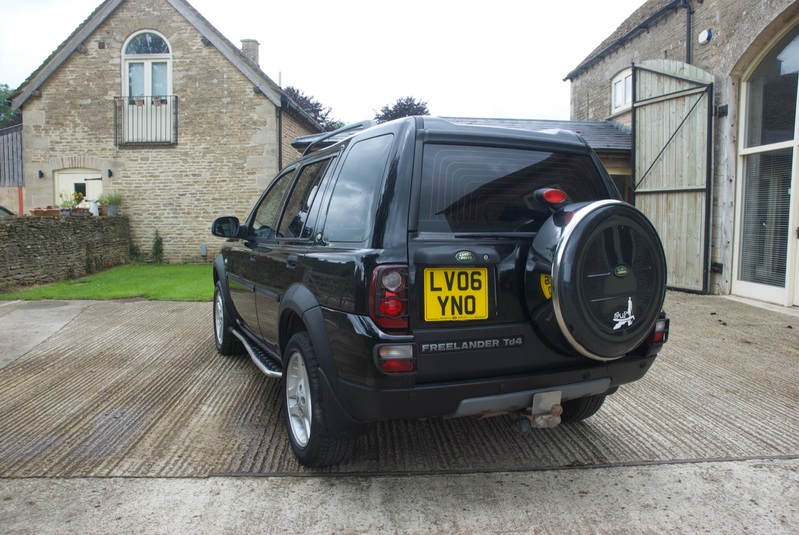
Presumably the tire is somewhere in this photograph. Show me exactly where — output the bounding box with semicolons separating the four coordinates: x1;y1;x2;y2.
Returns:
529;200;667;361
560;394;606;424
283;332;356;467
213;281;242;355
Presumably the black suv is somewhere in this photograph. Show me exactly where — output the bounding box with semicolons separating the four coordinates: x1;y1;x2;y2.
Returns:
212;116;669;466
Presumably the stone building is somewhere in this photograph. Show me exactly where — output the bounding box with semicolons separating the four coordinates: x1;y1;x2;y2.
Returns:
4;0;321;263
566;0;799;308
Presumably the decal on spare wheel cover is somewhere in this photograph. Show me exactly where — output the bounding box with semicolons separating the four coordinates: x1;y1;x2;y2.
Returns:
613;297;635;330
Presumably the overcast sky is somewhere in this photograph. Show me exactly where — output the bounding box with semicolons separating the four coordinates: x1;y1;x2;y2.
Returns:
0;0;645;123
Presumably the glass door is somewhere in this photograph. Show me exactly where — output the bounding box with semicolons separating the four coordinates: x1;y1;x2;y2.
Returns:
736;27;799;306
122;32;172;143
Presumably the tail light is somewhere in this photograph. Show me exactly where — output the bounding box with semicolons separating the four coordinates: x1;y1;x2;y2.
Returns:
377;345;415;373
649;316;669;345
370;265;409;332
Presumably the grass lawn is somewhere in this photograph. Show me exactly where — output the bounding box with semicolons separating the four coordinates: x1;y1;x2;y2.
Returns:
0;264;213;302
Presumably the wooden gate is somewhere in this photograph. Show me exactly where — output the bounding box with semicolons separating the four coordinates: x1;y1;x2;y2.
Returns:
0;124;23;187
633;60;714;293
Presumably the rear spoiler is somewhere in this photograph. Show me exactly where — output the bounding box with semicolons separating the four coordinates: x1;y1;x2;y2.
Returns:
294;120;376;156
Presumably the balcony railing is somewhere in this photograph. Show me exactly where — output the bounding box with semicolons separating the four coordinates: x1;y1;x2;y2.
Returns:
114;95;178;146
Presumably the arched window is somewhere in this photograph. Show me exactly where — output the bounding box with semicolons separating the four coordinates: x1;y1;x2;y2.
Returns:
736;24;799;304
117;31;176;145
122;31;172;98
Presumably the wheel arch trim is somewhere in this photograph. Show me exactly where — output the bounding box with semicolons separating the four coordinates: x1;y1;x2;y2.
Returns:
279;286;367;434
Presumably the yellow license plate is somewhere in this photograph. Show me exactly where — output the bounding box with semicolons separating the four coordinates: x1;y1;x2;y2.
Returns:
424;268;488;321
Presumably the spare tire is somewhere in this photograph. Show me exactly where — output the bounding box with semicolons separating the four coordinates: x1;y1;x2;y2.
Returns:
529;200;667;361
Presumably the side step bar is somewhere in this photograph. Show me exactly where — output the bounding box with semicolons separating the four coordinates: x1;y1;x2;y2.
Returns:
231;329;282;378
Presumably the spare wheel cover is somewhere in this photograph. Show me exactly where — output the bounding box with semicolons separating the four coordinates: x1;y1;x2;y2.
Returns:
552;200;666;361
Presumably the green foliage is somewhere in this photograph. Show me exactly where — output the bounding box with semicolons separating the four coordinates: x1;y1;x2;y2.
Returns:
84;245;95;275
0;264;213;302
130;242;142;262
152;230;164;264
97;191;123;206
375;96;430;124
283;86;343;131
0;84;20;128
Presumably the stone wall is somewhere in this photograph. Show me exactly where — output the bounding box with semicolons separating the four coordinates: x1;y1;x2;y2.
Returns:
568;0;799;122
567;0;799;295
20;0;318;264
0;216;130;291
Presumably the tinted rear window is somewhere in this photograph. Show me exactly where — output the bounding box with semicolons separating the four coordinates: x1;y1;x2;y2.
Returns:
324;134;393;243
419;144;610;233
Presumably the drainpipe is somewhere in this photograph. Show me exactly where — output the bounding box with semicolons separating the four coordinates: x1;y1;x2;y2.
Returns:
680;0;694;64
278;96;286;170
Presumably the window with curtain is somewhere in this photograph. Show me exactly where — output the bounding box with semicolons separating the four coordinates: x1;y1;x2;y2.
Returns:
739;26;799;288
118;31;175;144
123;31;171;98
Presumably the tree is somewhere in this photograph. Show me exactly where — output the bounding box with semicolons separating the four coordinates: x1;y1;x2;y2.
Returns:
0;84;20;128
374;96;429;124
283;86;342;131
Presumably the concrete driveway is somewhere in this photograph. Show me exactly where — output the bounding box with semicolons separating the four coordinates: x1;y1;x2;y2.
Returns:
0;293;797;533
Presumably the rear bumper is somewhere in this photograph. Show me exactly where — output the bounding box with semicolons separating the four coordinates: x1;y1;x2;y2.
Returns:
326;354;656;422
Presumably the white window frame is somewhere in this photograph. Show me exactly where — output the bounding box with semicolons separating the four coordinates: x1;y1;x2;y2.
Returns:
611;69;633;114
119;30;175;144
121;30;172;99
732;23;799;306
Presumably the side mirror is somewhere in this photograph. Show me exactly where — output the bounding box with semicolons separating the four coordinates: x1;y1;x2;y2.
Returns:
211;216;242;238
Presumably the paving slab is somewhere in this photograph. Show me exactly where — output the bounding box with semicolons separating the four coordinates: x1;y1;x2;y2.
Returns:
0;292;797;532
0;300;96;370
1;459;797;534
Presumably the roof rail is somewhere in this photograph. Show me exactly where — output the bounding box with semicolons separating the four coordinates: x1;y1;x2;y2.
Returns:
301;119;376;156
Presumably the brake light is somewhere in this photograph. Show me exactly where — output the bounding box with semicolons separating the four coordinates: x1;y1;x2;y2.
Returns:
381;359;415;373
534;188;569;208
370;265;409;331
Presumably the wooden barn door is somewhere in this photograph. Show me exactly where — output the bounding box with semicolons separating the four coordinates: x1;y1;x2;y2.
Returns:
632;60;714;293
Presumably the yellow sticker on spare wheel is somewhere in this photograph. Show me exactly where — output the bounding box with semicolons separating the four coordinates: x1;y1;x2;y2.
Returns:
424;268;488;321
540;273;552;300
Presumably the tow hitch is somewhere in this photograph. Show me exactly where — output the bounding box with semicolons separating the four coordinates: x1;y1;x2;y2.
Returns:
516;391;563;434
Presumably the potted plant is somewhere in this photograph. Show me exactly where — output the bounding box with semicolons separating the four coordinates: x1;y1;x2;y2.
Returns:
30;206;61;217
97;192;123;216
59;191;86;215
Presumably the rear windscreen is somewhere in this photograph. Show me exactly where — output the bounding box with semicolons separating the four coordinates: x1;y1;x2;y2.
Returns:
419;144;611;233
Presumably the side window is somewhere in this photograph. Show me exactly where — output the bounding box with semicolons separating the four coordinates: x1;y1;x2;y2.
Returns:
250;169;295;241
323;135;394;243
277;158;334;240
611;69;633;114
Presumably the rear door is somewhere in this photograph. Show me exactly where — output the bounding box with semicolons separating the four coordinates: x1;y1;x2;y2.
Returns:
253;156;336;350
408;142;612;382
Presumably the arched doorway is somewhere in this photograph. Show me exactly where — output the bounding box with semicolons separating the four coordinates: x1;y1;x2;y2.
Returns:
54;168;103;208
735;24;799;307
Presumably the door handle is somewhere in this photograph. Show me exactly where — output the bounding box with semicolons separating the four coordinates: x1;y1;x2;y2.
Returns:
286;254;298;269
